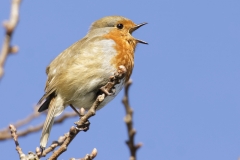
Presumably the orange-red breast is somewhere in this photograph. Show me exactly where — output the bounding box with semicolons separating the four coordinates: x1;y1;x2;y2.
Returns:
38;15;147;148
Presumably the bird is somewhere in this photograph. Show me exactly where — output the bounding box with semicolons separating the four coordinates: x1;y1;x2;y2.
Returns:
37;15;147;149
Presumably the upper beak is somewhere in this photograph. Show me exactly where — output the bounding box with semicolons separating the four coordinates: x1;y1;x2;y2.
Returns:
129;22;148;44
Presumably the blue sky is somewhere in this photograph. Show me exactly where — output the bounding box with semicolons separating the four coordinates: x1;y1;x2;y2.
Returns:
0;0;240;159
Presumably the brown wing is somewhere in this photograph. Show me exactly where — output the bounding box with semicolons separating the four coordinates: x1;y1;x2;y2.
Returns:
38;37;89;112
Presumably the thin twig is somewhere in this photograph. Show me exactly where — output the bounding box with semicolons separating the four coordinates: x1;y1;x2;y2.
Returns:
9;125;40;160
9;124;25;159
122;80;142;160
47;65;126;160
70;148;97;160
0;106;40;134
1;112;77;140
0;0;21;79
12;106;41;129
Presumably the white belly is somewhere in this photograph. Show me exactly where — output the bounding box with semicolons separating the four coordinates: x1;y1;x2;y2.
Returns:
71;79;125;110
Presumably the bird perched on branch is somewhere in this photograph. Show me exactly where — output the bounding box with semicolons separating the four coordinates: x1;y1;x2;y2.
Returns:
37;15;147;149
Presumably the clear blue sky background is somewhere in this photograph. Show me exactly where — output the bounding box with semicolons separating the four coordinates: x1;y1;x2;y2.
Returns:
0;0;240;159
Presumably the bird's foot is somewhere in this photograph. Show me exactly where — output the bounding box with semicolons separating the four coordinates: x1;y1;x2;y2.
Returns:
100;85;116;96
74;119;90;132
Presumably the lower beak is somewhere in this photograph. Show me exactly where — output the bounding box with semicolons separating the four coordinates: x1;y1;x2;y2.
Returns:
130;22;148;44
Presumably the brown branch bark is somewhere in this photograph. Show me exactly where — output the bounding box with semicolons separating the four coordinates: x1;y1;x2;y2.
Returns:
0;0;21;79
122;80;142;160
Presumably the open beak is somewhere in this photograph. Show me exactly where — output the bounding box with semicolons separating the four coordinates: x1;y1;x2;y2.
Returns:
129;22;148;44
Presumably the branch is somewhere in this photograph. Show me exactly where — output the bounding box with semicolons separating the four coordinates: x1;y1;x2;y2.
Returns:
9;125;39;160
47;65;126;160
0;0;21;79
0;106;41;134
122;80;142;160
0;111;77;140
70;148;97;160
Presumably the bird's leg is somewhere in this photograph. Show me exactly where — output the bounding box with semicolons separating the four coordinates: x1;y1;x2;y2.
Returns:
70;104;81;117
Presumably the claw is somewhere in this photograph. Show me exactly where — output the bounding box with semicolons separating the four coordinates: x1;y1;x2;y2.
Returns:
100;86;115;96
109;76;115;82
111;87;116;95
40;146;45;155
75;120;90;131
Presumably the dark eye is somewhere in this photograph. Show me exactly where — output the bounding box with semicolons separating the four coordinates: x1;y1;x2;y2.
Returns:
117;23;124;29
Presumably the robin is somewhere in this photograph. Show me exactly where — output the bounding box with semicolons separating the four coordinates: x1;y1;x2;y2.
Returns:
37;15;147;149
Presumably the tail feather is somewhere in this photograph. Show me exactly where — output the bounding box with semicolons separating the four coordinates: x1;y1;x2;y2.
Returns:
40;97;57;149
38;92;55;112
40;115;55;149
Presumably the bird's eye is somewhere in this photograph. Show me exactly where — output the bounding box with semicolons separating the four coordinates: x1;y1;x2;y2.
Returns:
117;23;124;29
